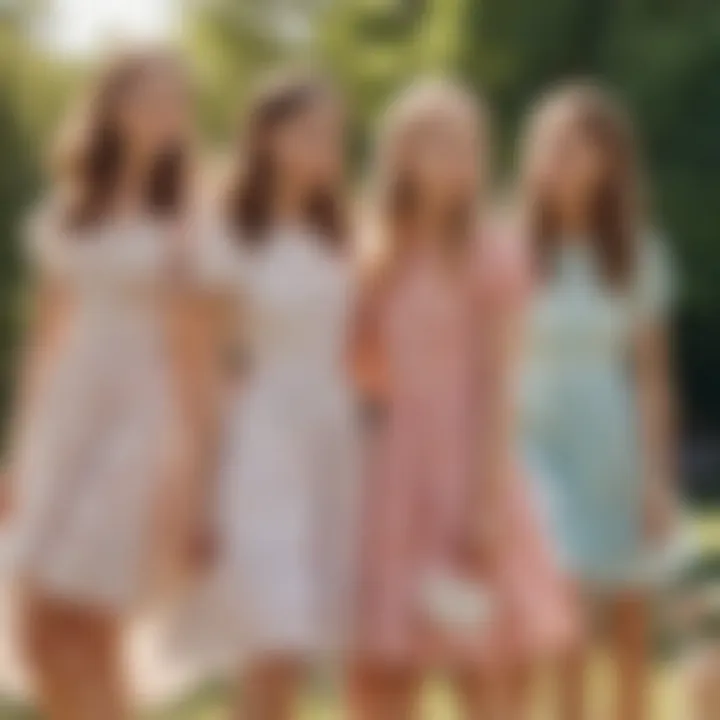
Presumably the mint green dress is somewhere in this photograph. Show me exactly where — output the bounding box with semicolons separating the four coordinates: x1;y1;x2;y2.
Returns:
521;236;674;590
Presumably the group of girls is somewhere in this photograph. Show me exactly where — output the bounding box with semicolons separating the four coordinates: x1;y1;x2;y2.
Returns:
1;46;678;720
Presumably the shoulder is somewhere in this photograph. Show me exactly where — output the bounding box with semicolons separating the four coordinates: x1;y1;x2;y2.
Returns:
472;213;532;305
23;193;75;272
351;212;395;295
355;248;393;307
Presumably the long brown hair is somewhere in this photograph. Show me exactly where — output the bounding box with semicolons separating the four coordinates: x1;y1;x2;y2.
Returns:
225;72;345;250
521;82;642;288
53;48;189;231
366;79;485;274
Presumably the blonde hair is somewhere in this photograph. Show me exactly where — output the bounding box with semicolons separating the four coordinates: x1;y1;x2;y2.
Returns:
363;78;488;274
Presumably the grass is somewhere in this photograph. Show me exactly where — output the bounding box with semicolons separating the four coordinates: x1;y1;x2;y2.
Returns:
144;661;684;720
3;510;719;719
0;643;689;720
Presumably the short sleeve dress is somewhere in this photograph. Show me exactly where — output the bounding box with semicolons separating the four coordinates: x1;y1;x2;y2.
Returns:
521;234;675;590
7;211;179;609
354;230;577;667
177;224;361;665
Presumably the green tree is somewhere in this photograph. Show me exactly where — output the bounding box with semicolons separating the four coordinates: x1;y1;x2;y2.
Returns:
459;0;720;435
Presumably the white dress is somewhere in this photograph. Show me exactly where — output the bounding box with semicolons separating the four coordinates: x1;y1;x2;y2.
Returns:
7;213;178;610
182;224;360;665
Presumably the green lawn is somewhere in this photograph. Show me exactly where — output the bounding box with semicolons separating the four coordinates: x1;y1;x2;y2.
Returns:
4;511;718;719
155;510;715;718
145;661;683;720
0;637;690;720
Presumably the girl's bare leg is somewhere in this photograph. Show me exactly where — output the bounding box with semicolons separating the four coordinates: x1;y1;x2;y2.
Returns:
609;594;650;720
235;654;305;720
557;641;588;720
73;609;126;720
350;663;422;720
503;663;533;720
20;592;125;720
458;662;533;720
455;668;495;720
20;592;79;720
683;644;720;720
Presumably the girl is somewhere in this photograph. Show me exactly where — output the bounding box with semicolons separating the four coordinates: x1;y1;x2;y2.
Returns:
4;49;196;719
352;80;575;720
185;73;359;720
518;83;679;720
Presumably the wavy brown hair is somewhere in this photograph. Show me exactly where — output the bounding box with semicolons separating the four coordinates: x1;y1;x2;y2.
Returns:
367;79;485;273
225;72;345;250
521;82;642;288
53;48;189;231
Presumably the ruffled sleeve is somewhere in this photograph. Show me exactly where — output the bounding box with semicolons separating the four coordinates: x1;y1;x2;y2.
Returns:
23;200;70;278
634;232;676;323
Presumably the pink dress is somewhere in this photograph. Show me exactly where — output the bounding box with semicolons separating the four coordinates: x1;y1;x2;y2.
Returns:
355;231;577;667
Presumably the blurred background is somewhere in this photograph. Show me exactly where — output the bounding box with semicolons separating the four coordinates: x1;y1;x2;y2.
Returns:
1;1;719;717
2;0;719;499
